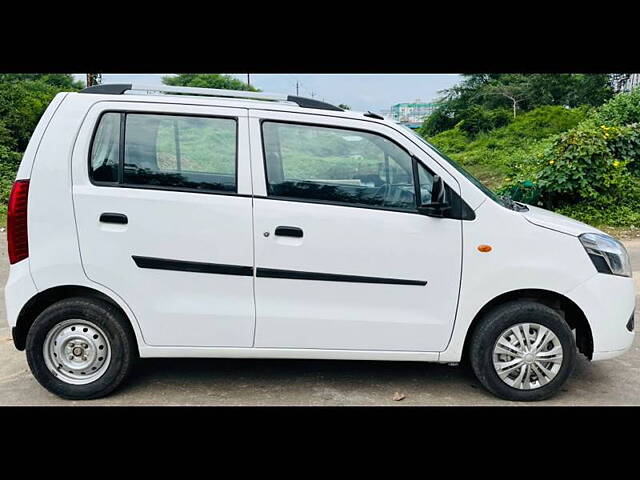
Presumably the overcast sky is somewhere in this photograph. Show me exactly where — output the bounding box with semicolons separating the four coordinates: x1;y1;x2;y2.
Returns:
73;74;462;112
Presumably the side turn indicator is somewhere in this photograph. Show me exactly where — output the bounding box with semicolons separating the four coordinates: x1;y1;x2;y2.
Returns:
477;245;492;253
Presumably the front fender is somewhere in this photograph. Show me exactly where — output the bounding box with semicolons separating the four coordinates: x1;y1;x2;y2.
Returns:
439;203;596;362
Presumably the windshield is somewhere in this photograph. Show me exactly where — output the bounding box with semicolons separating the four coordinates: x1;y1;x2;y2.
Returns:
398;124;510;208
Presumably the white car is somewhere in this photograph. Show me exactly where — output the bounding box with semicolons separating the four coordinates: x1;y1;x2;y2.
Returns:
4;84;635;401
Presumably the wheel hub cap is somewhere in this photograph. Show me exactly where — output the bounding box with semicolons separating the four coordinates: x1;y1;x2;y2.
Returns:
43;319;112;385
492;323;563;391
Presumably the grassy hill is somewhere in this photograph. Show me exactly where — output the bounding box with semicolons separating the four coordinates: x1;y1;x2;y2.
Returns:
425;106;589;189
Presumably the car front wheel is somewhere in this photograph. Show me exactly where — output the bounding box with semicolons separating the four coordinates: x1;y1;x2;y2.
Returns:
470;300;577;401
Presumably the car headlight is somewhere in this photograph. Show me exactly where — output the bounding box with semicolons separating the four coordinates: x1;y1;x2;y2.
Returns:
579;233;632;277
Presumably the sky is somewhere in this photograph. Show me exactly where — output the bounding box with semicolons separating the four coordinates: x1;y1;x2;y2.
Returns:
73;74;462;113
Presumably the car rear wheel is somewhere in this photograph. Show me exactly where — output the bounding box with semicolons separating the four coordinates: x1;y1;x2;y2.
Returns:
26;297;136;400
470;300;576;401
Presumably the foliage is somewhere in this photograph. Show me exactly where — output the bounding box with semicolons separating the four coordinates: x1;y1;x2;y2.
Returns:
592;86;640;126
162;74;258;91
427;106;588;188
456;106;512;136
495;89;640;227
0;74;82;151
0;74;84;90
557;201;640;229
503;122;640;208
418;103;459;137
0;144;22;222
0;74;81;223
424;74;614;136
0;119;16;150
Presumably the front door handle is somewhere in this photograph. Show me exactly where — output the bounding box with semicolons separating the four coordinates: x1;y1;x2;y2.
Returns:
274;226;303;238
100;213;128;224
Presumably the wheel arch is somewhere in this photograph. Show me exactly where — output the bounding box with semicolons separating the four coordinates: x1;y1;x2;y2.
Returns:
460;288;593;363
12;285;139;353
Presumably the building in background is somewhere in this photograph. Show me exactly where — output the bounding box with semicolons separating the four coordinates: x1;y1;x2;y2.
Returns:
612;74;640;93
623;74;640;92
384;100;439;129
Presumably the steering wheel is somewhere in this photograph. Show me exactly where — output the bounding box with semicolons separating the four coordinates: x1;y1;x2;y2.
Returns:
373;184;390;206
381;183;416;208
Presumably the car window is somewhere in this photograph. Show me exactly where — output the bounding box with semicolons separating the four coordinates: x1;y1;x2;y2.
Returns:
417;161;435;205
90;112;120;183
123;114;237;192
262;121;416;210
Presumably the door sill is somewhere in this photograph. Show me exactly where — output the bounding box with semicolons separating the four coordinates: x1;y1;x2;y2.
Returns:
139;345;441;362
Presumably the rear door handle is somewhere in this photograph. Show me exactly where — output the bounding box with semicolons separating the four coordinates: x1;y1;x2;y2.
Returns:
100;213;128;224
274;226;303;238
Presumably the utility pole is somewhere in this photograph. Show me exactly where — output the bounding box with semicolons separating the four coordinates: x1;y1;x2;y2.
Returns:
296;81;299;96
247;74;250;87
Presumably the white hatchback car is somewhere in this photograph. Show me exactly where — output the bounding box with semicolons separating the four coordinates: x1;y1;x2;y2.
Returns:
4;84;635;401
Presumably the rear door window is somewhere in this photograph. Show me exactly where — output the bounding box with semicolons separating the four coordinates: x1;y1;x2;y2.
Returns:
90;112;120;183
124;114;237;192
89;112;237;193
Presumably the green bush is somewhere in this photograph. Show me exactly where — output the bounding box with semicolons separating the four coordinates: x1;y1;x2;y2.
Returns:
504;122;640;208
427;106;588;188
417;104;459;137
593;86;640;127
425;87;640;230
456;107;512;136
0;74;81;225
557;200;640;229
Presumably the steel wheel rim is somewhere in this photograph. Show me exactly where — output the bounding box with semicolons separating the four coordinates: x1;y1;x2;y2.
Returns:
492;323;563;390
43;319;112;385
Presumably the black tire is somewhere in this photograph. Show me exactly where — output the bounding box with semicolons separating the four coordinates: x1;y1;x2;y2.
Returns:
469;300;576;401
25;297;137;400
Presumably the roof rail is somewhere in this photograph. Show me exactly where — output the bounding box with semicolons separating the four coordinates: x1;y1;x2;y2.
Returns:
80;83;343;112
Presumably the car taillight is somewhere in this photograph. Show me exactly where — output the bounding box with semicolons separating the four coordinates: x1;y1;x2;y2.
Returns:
7;180;29;264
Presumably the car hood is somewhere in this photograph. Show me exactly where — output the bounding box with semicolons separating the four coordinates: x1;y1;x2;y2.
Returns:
521;205;604;237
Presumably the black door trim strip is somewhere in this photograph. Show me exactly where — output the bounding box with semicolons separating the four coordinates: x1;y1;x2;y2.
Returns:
132;256;427;286
256;267;427;286
132;256;253;277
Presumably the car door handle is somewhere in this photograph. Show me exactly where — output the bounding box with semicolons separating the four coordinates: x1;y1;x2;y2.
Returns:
274;226;303;238
100;213;128;224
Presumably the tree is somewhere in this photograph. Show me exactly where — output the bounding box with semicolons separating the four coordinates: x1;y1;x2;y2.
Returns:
338;104;351;110
421;74;616;136
418;104;459;137
0;79;78;151
162;74;258;91
480;76;530;118
0;74;84;90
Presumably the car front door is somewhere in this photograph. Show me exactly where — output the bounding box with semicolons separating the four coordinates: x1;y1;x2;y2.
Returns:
249;110;462;352
72;102;255;347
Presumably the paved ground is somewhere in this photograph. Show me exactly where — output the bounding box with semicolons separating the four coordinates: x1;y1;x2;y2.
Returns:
1;233;639;406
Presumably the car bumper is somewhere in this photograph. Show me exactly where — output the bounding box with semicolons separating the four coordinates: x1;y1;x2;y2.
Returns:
4;259;38;330
566;273;635;361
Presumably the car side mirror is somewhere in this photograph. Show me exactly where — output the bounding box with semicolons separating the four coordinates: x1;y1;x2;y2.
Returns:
418;175;451;217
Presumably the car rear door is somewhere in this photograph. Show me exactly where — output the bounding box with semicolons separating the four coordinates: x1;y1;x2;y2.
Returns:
248;110;462;352
72;101;256;347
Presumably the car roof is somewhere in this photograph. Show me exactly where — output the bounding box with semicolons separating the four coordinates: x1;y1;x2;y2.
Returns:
72;84;391;126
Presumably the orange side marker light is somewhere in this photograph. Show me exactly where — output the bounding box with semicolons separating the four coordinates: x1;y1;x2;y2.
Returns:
477;244;492;253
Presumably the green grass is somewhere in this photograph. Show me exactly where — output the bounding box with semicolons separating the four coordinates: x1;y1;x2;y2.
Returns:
427;106;589;189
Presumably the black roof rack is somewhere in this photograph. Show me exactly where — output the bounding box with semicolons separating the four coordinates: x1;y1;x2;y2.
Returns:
80;84;344;112
285;95;343;111
81;84;132;95
364;111;384;120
